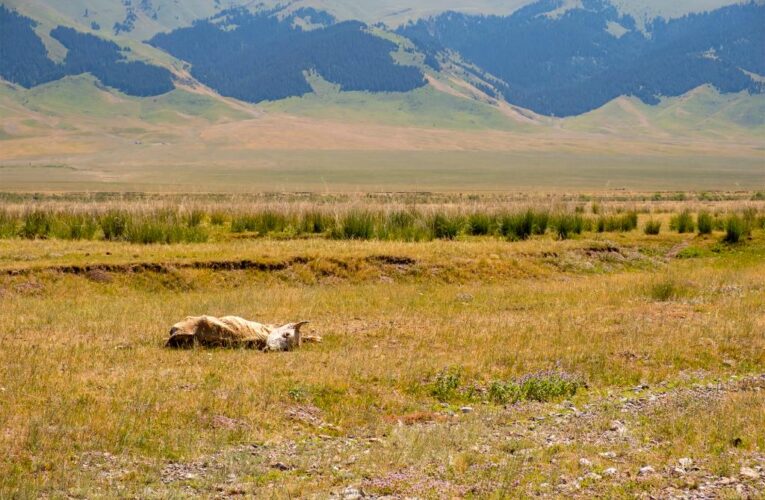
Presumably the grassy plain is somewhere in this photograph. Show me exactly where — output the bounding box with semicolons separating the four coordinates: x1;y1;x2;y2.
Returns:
1;194;764;497
2;77;764;192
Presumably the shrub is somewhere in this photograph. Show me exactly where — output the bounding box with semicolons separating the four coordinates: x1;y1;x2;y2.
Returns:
644;219;662;235
430;368;463;402
670;210;695;233
697;211;713;235
488;371;584;405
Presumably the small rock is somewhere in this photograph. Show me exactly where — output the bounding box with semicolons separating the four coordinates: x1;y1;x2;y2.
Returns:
579;458;593;468
740;467;760;480
585;473;602;481
639;466;655;476
341;486;364;500
678;458;693;469
599;451;617;459
460;406;474;414
604;467;618;477
609;420;627;434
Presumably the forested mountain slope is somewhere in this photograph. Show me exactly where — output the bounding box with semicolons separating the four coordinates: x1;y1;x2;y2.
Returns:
149;8;426;103
399;0;765;116
0;0;762;118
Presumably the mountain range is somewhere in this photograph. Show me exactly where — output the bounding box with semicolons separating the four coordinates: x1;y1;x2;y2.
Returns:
2;0;763;116
0;0;763;192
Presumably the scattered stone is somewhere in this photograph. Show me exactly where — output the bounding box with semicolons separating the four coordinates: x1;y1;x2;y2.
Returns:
599;451;617;459
585;472;602;481
340;486;364;499
609;420;627;435
678;457;694;469
740;466;760;480
579;458;593;468
639;466;655;476
604;468;618;477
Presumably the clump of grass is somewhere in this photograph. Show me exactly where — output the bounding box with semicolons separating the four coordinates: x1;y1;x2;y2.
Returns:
488;371;585;405
649;276;685;302
230;214;259;233
551;213;586;240
723;215;745;244
670;210;696;234
597;212;638;233
299;210;335;235
466;212;493;236
500;209;547;241
186;209;206;228
231;210;291;235
51;212;99;240
19;210;54;239
697;211;714;235
125;214;208;244
380;210;431;242
99;211;129;240
209;210;228;226
0;210;17;238
333;210;377;240
644;219;662;235
431;212;463;240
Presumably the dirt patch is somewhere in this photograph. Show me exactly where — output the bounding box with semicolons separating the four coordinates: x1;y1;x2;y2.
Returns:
2;255;417;278
366;255;416;267
85;269;113;283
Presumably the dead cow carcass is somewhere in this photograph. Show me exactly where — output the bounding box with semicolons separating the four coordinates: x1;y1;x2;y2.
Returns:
166;316;320;351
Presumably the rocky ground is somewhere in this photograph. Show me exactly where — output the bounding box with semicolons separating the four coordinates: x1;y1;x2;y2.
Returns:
73;374;765;498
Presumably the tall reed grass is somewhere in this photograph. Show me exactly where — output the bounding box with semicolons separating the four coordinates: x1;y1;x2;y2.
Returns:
0;206;759;244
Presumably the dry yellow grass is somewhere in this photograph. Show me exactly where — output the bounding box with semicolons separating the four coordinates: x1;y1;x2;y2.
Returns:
0;203;763;496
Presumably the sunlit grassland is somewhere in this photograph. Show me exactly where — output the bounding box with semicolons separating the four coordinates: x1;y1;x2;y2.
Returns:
0;204;764;496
